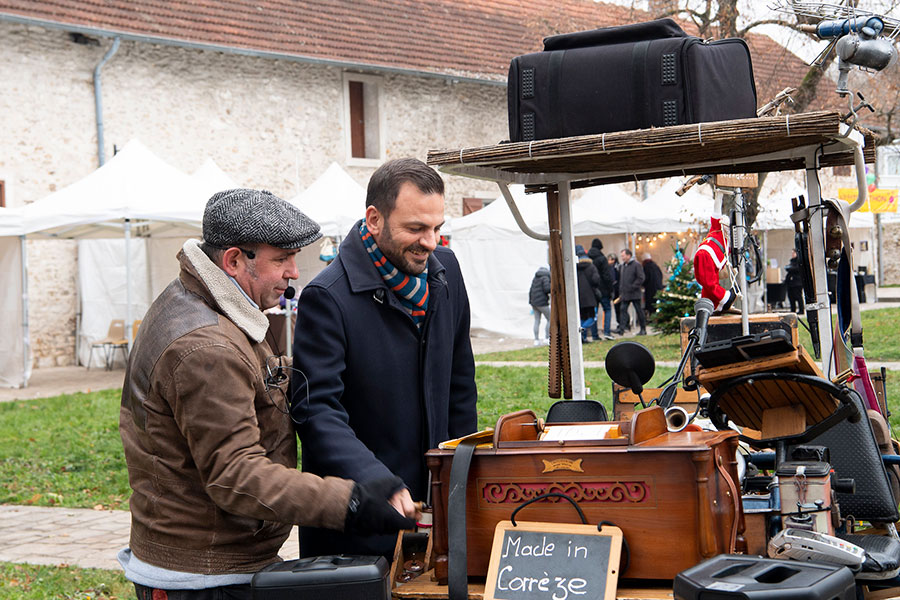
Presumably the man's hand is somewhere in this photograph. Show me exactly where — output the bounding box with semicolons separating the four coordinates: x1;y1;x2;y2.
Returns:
389;487;419;520
344;476;416;535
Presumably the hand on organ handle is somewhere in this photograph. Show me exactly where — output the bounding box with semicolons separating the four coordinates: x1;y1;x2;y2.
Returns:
390;487;420;520
344;476;417;535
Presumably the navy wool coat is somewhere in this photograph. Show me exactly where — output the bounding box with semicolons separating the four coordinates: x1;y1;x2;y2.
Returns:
290;222;478;557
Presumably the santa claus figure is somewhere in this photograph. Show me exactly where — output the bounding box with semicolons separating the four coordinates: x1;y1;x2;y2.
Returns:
693;215;735;313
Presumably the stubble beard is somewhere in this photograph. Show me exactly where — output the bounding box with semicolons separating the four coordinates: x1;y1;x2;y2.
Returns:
379;226;430;276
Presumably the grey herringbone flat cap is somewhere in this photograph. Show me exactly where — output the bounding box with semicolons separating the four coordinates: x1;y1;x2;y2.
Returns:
203;188;322;249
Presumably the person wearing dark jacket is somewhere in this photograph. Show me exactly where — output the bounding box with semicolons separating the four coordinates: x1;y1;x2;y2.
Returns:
529;266;551;344
291;159;478;560
642;253;664;317
576;244;601;343
609;253;628;332
785;249;804;313
616;248;646;335
588;238;614;340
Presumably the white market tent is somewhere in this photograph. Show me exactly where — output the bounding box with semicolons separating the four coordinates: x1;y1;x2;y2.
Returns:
0;208;27;387
74;151;243;366
451;175;881;339
290;162;366;239
452;183;686;338
193;158;240;196
451;185;551;337
0;140;219;386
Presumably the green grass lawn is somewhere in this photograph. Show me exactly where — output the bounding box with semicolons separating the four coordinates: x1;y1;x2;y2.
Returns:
0;389;131;510
0;347;898;597
0;562;134;600
476;333;683;363
474;365;677;430
477;307;900;364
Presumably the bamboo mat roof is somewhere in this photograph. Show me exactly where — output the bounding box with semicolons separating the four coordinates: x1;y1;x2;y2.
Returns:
427;111;875;190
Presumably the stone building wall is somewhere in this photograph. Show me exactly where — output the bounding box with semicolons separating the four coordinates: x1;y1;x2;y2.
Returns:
883;222;900;285
0;21;507;367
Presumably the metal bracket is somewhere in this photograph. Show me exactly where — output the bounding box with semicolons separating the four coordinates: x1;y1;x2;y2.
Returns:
497;182;550;241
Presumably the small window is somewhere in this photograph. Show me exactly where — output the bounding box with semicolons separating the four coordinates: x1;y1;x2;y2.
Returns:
343;73;383;165
462;197;483;215
877;145;900;189
462;191;497;215
832;165;851;177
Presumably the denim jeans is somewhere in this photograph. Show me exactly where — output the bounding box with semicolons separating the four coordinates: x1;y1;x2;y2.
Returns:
599;296;612;336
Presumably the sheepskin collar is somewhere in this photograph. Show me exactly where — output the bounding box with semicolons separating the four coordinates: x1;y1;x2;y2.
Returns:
182;239;269;343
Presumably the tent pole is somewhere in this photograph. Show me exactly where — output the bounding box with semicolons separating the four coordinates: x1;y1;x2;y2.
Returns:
125;219;133;352
20;235;30;387
876;213;883;287
558;182;585;399
805;159;835;377
734;189;749;335
762;230;769;310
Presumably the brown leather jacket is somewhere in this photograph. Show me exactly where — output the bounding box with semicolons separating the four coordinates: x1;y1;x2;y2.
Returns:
120;240;353;574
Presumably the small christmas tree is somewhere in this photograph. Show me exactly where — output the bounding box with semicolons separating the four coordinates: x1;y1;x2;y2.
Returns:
651;244;701;335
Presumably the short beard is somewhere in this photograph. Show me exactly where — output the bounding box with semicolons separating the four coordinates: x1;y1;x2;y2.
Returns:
378;225;429;275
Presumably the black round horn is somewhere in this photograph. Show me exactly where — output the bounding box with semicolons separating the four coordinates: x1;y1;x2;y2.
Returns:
605;341;655;395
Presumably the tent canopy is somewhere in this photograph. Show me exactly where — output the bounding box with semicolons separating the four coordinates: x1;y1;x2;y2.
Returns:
21;139;209;239
290;162;366;238
192;158;240;199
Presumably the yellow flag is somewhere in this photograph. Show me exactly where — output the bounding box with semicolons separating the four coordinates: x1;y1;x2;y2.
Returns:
837;188;898;213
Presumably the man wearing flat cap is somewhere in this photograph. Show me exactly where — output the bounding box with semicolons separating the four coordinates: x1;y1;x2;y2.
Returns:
291;159;478;559
119;189;414;600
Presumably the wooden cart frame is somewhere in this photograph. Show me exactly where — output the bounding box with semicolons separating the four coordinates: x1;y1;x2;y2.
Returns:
428;111;874;393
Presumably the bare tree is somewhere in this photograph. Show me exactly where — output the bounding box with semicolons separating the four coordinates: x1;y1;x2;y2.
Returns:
621;0;900;225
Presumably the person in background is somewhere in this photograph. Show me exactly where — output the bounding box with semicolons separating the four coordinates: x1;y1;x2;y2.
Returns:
642;252;664;318
616;248;646;336
609;252;628;333
589;239;614;340
785;248;804;314
576;244;601;343
529;265;551;345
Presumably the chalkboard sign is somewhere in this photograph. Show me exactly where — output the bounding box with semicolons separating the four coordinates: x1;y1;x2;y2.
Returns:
484;521;622;600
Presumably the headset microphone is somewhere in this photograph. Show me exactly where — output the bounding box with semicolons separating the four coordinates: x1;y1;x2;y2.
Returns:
283;286;296;300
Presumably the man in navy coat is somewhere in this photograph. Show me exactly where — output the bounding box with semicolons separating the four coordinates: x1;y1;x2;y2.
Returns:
291;158;478;559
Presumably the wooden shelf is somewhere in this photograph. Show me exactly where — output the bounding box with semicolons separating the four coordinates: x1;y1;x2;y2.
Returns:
427;111;873;189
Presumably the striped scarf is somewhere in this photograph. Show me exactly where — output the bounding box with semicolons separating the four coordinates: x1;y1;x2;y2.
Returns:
360;222;429;328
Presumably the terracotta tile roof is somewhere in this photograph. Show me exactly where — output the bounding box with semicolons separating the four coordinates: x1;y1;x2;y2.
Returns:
1;0;643;81
0;0;821;93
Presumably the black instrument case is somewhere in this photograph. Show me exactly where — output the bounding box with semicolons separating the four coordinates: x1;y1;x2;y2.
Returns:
508;18;757;142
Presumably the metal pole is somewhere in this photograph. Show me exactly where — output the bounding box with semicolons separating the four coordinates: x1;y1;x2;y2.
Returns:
876;213;883;287
733;189;749;334
558;182;585;399
805;162;835;377
125;219;133;352
20;235;30;387
497;183;549;241
762;229;768;311
284;303;293;358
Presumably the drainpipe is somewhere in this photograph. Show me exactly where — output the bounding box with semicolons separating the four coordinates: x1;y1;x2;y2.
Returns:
93;37;120;166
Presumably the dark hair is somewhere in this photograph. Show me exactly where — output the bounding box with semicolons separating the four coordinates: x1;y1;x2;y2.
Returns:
621;248;633;258
366;158;444;217
200;241;258;266
200;241;226;265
